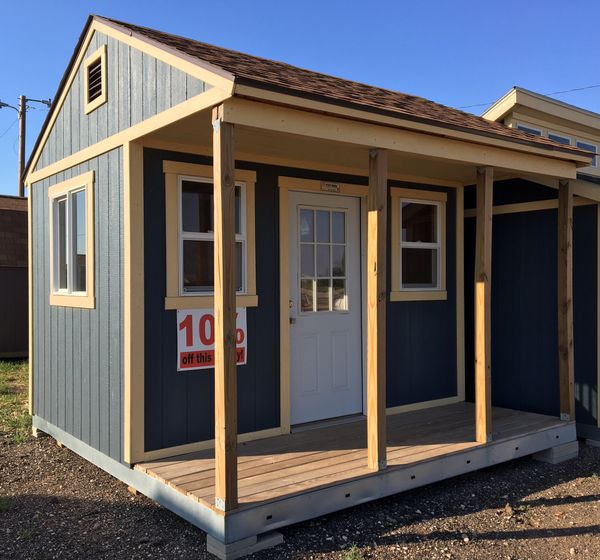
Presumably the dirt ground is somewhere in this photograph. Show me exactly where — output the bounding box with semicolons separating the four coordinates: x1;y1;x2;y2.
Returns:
1;433;599;560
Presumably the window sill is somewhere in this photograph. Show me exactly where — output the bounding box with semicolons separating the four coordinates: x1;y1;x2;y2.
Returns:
164;294;259;310
49;293;96;309
390;290;447;302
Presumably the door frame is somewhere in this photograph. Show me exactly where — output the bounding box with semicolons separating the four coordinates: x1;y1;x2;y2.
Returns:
278;176;369;433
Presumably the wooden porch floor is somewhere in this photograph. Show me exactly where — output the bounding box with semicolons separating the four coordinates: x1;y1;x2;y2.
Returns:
136;402;566;511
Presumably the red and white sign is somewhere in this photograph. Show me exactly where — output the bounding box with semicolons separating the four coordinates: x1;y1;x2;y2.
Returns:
177;308;247;371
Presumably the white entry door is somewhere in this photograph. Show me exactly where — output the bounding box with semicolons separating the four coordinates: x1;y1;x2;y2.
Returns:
288;191;363;425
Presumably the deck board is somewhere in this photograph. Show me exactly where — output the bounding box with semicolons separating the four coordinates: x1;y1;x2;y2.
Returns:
136;403;566;509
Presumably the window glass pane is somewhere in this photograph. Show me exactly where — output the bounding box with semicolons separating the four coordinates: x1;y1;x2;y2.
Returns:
300;209;314;242
183;240;213;292
577;141;598;167
332;279;347;311
332;245;345;277
300;279;314;312
402;248;438;289
402;202;437;243
332;211;345;243
316;279;330;311
235;241;243;292
182;180;213;233
300;244;314;277
235;186;242;235
316;245;330;277
72;190;86;292
517;124;542;136
57;198;68;290
548;133;570;145
316;210;330;243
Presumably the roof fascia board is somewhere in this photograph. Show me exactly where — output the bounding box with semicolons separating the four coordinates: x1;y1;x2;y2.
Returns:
236;85;589;163
220;98;579;179
27;87;231;184
481;88;517;123
93;17;235;92
515;87;600;124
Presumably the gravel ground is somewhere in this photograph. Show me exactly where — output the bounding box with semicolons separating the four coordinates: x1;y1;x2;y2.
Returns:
1;435;599;560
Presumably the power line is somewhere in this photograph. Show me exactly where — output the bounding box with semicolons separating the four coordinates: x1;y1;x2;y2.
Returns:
458;83;600;110
0;117;18;139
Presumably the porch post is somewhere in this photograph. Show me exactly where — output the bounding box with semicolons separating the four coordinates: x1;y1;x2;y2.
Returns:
558;179;575;421
367;148;388;471
212;105;238;511
474;166;493;443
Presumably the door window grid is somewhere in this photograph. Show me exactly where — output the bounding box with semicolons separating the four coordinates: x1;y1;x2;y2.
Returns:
298;207;348;313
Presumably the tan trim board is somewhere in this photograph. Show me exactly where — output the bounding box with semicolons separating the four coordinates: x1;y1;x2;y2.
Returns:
123;142;145;464
390;186;447;202
164;295;259;309
456;186;465;401
278;176;368;196
390;290;448;302
27;189;33;414
386;395;463;416
83;45;108;115
27;88;231;184
464;197;595;218
136;427;285;463
236;84;591;164
163;160;257;183
47;171;96;309
144;139;464;189
221;98;586;175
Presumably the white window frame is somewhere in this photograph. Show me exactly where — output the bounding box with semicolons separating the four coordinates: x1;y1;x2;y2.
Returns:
48;171;95;309
177;175;247;296
516;123;543;136
399;198;442;292
548;131;571;145
576;140;598;168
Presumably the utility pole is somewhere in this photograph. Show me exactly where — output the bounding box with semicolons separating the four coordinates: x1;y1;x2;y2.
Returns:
0;96;51;197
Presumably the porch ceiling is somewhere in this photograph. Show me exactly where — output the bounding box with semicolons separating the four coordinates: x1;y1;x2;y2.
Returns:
142;108;554;187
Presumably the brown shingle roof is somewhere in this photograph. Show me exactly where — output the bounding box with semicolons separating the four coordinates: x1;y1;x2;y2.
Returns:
101;16;591;159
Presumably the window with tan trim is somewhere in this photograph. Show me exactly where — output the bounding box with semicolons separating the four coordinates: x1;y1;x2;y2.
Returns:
48;171;95;309
390;187;447;302
163;160;258;309
84;45;107;114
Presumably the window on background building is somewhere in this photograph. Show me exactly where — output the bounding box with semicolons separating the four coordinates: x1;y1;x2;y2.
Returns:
517;124;543;136
577;140;598;168
548;132;571;145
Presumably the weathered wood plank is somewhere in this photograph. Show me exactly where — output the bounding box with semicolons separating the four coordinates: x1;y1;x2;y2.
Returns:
558;180;575;421
212;106;238;511
367;148;388;470
474;166;493;443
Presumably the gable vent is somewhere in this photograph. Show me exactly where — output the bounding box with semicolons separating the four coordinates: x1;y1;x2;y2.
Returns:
87;58;103;103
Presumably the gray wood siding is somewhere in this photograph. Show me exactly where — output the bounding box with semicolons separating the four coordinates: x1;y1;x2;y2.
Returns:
31;147;124;463
35;31;209;172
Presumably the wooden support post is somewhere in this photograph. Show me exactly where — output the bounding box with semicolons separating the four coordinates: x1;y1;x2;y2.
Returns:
212;105;238;511
367;148;388;471
475;166;493;443
558;179;575;421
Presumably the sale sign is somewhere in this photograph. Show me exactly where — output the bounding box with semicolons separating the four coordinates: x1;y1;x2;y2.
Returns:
177;308;247;371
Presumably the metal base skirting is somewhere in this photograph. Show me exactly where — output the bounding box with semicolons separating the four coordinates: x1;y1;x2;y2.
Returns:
32;415;577;557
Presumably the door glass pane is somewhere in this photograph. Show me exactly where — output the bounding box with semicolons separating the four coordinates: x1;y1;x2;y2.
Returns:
402;247;438;289
332;245;345;277
300;279;314;312
235;186;242;235
402;202;437;243
316;279;330;311
300;244;315;277
183;240;213;292
332;211;345;243
235;240;243;292
316;245;330;277
300;209;314;242
72;190;86;292
57;198;68;290
316;210;330;243
332;279;347;311
182;180;213;233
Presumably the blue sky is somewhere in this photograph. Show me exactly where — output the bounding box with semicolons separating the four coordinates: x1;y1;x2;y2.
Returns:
1;0;599;195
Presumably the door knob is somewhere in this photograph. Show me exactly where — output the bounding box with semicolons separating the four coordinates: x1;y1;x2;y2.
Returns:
289;317;296;325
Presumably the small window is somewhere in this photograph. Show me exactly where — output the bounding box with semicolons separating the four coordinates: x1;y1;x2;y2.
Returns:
48;171;95;308
84;45;107;114
390;187;447;302
163;161;258;310
517;124;543;136
179;177;245;294
548;132;571;146
576;140;598;168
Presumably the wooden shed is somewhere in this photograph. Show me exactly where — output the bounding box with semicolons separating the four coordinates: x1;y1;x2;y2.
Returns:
0;195;28;357
26;15;597;558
